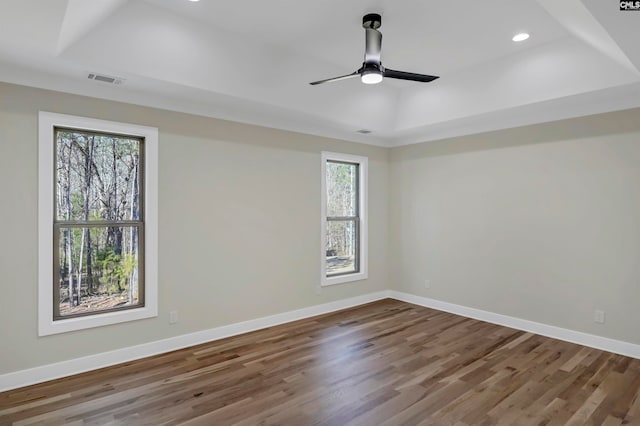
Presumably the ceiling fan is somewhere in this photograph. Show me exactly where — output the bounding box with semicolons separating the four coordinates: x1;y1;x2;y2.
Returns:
310;13;439;86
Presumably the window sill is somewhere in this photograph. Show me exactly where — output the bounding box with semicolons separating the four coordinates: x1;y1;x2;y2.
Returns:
39;305;157;336
321;271;368;287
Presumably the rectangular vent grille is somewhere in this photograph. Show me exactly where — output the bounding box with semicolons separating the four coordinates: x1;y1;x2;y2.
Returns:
87;73;124;85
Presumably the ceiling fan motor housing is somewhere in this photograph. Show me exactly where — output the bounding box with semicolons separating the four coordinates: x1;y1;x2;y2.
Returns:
363;13;383;65
362;13;382;29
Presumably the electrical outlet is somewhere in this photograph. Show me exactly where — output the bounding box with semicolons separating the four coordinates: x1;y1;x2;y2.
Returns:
424;280;431;289
169;310;179;324
594;309;605;324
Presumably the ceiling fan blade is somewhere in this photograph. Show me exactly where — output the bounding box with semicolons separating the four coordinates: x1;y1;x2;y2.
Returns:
309;71;359;85
384;68;439;83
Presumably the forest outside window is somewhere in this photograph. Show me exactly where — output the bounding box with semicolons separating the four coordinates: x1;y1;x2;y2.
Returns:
39;112;158;335
54;128;144;319
321;152;368;286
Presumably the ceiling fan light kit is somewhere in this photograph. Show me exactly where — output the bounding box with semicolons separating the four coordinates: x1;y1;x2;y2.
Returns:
310;13;439;86
361;64;383;84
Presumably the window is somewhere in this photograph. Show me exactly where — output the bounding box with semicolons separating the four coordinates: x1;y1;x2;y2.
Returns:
321;152;368;286
39;112;158;335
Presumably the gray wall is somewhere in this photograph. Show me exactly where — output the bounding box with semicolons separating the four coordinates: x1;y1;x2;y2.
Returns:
390;108;640;344
0;82;389;374
2;79;640;376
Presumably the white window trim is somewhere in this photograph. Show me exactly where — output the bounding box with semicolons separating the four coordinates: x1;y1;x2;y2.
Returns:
38;112;158;336
320;151;368;286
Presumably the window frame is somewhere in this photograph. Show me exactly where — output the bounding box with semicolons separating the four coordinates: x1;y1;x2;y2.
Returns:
38;112;158;336
320;151;368;286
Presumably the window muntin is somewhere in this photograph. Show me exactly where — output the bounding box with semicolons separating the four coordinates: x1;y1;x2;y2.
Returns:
53;128;145;320
321;152;368;286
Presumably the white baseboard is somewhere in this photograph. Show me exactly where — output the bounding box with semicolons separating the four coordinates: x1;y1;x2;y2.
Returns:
388;290;640;360
0;291;391;392
4;289;639;392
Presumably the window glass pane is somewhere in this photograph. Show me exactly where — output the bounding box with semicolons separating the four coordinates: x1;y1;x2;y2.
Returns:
326;220;358;275
326;161;357;217
55;130;142;222
57;226;141;317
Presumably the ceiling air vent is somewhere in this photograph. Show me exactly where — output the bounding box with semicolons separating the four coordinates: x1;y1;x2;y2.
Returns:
87;72;125;85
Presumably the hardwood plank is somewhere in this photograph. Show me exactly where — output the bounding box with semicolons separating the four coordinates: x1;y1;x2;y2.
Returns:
2;299;640;425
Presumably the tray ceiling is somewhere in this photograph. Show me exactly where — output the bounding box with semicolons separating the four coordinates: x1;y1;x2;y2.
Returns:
1;0;639;146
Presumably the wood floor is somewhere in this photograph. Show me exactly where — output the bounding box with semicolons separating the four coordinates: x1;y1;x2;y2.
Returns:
2;299;640;425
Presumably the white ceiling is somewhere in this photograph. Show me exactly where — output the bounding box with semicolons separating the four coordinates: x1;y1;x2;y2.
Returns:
1;0;639;146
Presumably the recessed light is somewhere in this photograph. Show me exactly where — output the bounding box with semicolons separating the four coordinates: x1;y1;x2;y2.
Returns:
512;33;530;42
